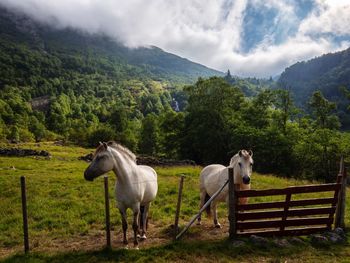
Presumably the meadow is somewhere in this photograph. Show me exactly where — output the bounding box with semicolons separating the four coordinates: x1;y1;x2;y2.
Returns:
0;142;349;262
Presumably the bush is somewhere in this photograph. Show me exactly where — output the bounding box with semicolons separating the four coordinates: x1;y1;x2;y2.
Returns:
88;125;116;147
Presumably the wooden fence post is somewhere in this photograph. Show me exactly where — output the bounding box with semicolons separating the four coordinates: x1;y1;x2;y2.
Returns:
335;161;347;229
20;176;29;253
104;176;111;248
228;167;236;239
174;175;185;239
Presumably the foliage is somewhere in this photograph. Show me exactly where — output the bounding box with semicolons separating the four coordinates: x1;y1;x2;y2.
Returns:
278;47;350;128
139;114;160;155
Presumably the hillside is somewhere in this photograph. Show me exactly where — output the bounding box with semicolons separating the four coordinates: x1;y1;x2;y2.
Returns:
0;5;222;147
278;47;350;128
0;6;221;87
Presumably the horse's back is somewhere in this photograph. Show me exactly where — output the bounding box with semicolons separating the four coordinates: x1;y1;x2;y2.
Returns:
138;165;157;179
200;164;227;197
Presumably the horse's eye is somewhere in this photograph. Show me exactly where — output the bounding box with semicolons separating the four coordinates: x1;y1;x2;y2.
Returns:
238;162;242;167
250;163;253;166
96;155;104;161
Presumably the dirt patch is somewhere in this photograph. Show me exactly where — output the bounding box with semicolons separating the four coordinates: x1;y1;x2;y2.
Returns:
0;219;229;259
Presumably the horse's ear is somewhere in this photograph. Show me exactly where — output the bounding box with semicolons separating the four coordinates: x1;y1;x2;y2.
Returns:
249;150;253;157
102;142;108;149
99;141;103;146
239;150;242;157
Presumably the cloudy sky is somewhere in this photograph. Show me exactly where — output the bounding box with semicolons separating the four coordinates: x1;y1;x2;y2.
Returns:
1;0;350;77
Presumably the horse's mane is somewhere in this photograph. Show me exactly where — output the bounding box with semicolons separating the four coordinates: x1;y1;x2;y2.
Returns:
94;141;137;162
229;150;251;167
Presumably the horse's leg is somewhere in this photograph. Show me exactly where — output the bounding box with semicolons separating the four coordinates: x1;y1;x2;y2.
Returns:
212;201;221;228
137;205;144;238
197;190;206;225
140;204;150;240
132;205;140;249
118;208;128;247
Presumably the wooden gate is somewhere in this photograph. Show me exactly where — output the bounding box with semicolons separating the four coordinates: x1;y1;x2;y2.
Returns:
229;159;347;237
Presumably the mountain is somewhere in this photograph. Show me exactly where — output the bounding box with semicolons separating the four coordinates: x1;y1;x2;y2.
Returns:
278;47;350;128
0;5;222;89
0;5;223;146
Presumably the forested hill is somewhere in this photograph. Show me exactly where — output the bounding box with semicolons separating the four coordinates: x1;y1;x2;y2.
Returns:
278;47;350;127
0;5;223;148
0;6;222;88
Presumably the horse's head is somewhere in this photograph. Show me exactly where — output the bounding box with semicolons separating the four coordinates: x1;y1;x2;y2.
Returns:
84;142;115;181
231;149;253;185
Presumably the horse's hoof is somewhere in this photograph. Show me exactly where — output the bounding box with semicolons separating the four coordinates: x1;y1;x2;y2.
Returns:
137;234;141;238
196;221;202;225
134;246;139;250
123;245;129;250
215;223;222;228
139;234;147;240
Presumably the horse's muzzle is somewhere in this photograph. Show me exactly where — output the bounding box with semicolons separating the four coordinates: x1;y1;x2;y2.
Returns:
242;175;250;184
84;171;94;181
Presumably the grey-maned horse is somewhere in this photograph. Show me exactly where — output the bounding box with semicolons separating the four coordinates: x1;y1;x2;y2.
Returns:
84;141;158;249
197;150;253;228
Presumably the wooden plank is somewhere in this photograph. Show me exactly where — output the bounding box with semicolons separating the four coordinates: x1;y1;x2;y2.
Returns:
237;210;284;220
281;193;291;231
236;227;328;237
330;168;344;230
237;197;336;211
176;179;229;240
288;207;336;217
335;164;347;229
236;183;340;198
237;207;336;221
228;167;236;239
237;217;332;230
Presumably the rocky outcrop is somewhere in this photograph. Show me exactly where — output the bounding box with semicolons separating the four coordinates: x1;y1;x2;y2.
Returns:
0;148;50;157
78;153;196;166
137;156;196;166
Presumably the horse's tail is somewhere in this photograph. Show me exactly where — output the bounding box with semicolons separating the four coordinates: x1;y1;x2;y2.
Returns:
205;193;211;217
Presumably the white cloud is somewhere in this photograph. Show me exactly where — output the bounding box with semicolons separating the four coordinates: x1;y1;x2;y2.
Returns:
299;1;350;36
0;0;349;77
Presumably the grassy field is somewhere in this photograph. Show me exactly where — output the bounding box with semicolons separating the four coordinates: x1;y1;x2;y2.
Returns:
0;142;349;262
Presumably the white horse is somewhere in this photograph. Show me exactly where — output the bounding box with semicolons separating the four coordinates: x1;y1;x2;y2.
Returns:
84;141;158;248
197;150;253;228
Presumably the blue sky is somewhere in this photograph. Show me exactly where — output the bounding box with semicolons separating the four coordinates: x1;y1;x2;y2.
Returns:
1;0;350;77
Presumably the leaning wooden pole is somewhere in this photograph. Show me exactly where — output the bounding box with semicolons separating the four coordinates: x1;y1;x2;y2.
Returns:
20;176;29;253
176;179;229;240
174;175;185;239
104;176;111;248
228;167;236;239
335;156;347;229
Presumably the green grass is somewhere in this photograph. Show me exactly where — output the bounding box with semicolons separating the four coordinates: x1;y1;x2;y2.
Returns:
0;142;349;262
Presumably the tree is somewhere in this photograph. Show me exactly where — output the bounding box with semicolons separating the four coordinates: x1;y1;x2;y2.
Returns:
242;89;275;129
309;91;340;130
159;111;185;159
139;114;159;156
273;89;298;134
182;77;244;164
88;125;116;147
